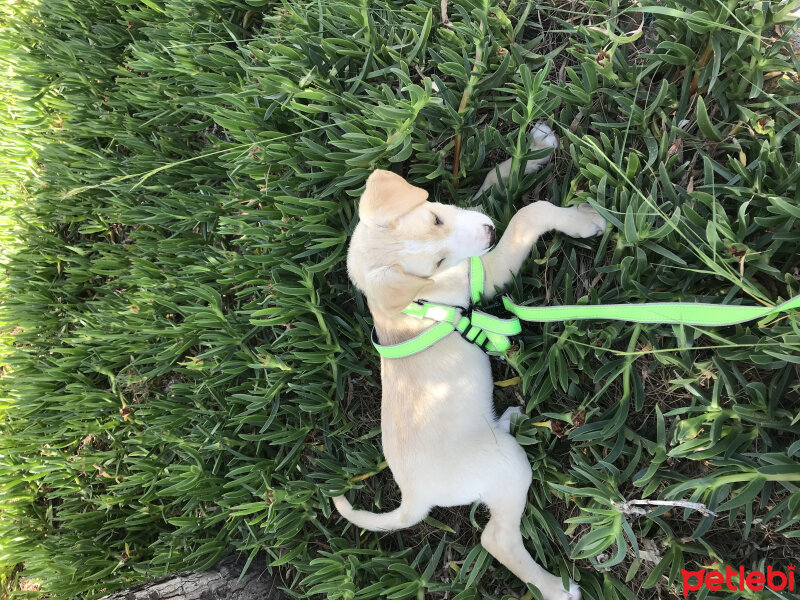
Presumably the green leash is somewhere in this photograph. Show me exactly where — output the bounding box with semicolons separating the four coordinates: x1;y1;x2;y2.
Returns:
372;256;800;359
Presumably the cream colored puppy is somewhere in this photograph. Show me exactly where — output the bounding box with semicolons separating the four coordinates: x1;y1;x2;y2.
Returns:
334;124;605;600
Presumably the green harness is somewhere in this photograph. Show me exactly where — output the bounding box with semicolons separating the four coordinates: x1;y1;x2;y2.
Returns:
371;256;800;359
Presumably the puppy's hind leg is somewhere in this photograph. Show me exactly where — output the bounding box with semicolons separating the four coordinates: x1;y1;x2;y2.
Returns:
479;446;580;600
497;406;522;433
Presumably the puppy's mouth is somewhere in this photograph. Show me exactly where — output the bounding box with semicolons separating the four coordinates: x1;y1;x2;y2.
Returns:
483;224;496;251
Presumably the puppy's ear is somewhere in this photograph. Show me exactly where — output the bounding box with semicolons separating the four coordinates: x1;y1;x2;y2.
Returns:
359;169;429;227
366;265;433;315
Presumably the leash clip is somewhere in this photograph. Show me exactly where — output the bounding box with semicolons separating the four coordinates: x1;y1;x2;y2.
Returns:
478;293;511;318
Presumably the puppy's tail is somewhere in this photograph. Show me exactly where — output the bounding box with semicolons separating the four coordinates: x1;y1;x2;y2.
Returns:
332;495;428;532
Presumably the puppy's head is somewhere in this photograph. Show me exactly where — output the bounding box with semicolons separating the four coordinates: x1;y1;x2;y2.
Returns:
348;170;495;316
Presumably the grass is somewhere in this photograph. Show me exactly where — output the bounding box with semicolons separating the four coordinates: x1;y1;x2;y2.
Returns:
1;0;799;599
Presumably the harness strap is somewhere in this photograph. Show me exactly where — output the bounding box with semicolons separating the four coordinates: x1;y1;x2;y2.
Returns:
372;257;511;357
371;322;456;358
371;255;800;359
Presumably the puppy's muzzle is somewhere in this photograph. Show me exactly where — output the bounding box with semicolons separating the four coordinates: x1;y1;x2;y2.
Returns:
485;224;496;248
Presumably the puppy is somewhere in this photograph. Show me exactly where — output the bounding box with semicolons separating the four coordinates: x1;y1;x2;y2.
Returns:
334;123;606;600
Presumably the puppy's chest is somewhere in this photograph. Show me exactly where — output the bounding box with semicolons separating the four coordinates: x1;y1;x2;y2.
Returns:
379;338;494;438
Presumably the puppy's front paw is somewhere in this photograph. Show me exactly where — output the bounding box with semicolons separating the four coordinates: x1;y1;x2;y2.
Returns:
571;203;606;238
529;121;559;151
562;580;581;600
522;122;559;176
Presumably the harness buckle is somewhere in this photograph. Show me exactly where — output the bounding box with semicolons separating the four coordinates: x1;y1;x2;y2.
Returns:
457;304;475;342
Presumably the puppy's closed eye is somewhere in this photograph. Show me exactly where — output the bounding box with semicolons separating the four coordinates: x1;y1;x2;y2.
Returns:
436;257;446;268
433;213;443;226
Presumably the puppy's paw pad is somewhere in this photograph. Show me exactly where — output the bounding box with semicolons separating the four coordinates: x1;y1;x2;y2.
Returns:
574;203;606;237
529;121;559;151
561;581;581;600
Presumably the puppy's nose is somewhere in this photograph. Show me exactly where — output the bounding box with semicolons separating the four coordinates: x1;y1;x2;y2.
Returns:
485;224;496;246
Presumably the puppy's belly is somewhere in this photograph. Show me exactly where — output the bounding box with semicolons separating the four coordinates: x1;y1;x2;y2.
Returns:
382;408;513;507
379;336;502;505
380;382;495;467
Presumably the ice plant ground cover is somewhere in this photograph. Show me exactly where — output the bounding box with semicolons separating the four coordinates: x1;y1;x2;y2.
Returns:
1;0;799;599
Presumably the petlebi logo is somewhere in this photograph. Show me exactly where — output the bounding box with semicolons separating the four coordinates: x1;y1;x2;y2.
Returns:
681;565;796;596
